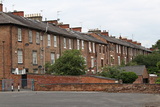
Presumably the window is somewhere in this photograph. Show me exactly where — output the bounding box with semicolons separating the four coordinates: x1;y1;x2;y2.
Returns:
77;39;80;50
18;28;22;41
54;36;57;47
101;59;104;67
29;30;32;43
48;34;51;46
18;50;23;63
57;54;60;59
124;57;127;64
99;45;101;53
33;69;38;74
118;56;121;65
89;42;91;52
51;53;55;64
32;51;37;64
119;45;121;53
93;43;95;53
116;45;118;53
82;40;84;49
91;57;94;68
64;38;66;48
69;39;72;49
103;45;105;53
36;32;40;44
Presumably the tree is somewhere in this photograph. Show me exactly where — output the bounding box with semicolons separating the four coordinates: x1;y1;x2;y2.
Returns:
100;66;122;80
120;72;138;83
131;53;160;74
47;49;86;75
152;39;160;51
99;66;138;83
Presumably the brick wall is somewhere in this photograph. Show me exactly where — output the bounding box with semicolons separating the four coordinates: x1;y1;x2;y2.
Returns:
35;83;160;94
27;74;116;84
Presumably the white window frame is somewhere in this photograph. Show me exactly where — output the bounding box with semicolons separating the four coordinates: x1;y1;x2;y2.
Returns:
81;40;84;50
93;42;95;53
29;30;32;43
54;36;57;47
36;32;40;44
18;50;23;63
119;45;121;53
51;53;55;64
116;45;118;53
64;38;66;48
18;28;22;41
48;34;51;46
91;56;94;68
69;39;72;49
77;39;80;50
118;56;121;65
57;54;60;59
89;42;92;52
32;51;37;64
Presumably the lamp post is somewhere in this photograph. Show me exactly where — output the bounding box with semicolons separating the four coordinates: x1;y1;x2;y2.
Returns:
2;41;5;79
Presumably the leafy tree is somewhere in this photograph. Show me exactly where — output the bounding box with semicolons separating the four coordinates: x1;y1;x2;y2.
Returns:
152;39;160;51
47;49;86;75
120;72;138;83
131;53;160;74
99;66;138;83
100;66;122;80
155;77;160;84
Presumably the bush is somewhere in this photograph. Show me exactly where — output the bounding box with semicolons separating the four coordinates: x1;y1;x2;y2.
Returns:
156;77;160;84
120;72;138;83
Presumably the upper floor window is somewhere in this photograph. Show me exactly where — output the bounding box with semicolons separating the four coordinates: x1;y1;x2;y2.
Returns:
54;36;57;47
116;45;118;53
103;45;105;53
36;32;40;44
28;30;32;43
81;40;84;50
69;39;72;49
64;38;66;48
99;45;101;53
93;43;95;53
119;45;121;53
89;42;92;52
18;50;23;64
18;28;22;41
77;39;80;50
48;34;51;46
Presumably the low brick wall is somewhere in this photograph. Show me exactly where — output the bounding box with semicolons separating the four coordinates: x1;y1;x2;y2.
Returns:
27;74;116;84
35;83;160;94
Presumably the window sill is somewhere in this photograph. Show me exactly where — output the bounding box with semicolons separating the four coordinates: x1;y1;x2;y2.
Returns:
18;63;23;65
33;64;38;66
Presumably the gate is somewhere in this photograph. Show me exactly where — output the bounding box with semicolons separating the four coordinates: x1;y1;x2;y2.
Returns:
2;79;14;91
2;79;34;91
20;79;34;91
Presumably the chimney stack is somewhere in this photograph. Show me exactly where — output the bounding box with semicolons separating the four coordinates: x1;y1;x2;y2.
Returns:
71;27;82;32
58;24;70;29
12;11;24;17
0;3;3;12
101;30;109;36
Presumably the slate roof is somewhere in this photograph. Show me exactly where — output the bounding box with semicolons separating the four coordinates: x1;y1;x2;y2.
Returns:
0;12;76;38
120;65;146;75
96;33;151;52
68;30;107;45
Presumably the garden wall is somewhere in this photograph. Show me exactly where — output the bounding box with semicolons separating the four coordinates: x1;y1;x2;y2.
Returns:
35;83;160;94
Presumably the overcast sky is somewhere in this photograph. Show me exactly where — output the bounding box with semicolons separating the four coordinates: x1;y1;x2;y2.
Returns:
3;0;160;48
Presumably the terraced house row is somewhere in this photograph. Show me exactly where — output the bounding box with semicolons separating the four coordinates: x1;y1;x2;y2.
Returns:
0;4;151;79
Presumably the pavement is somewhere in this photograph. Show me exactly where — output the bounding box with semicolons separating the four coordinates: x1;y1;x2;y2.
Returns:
0;91;160;107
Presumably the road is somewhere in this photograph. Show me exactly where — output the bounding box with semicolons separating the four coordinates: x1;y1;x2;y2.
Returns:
0;91;159;107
